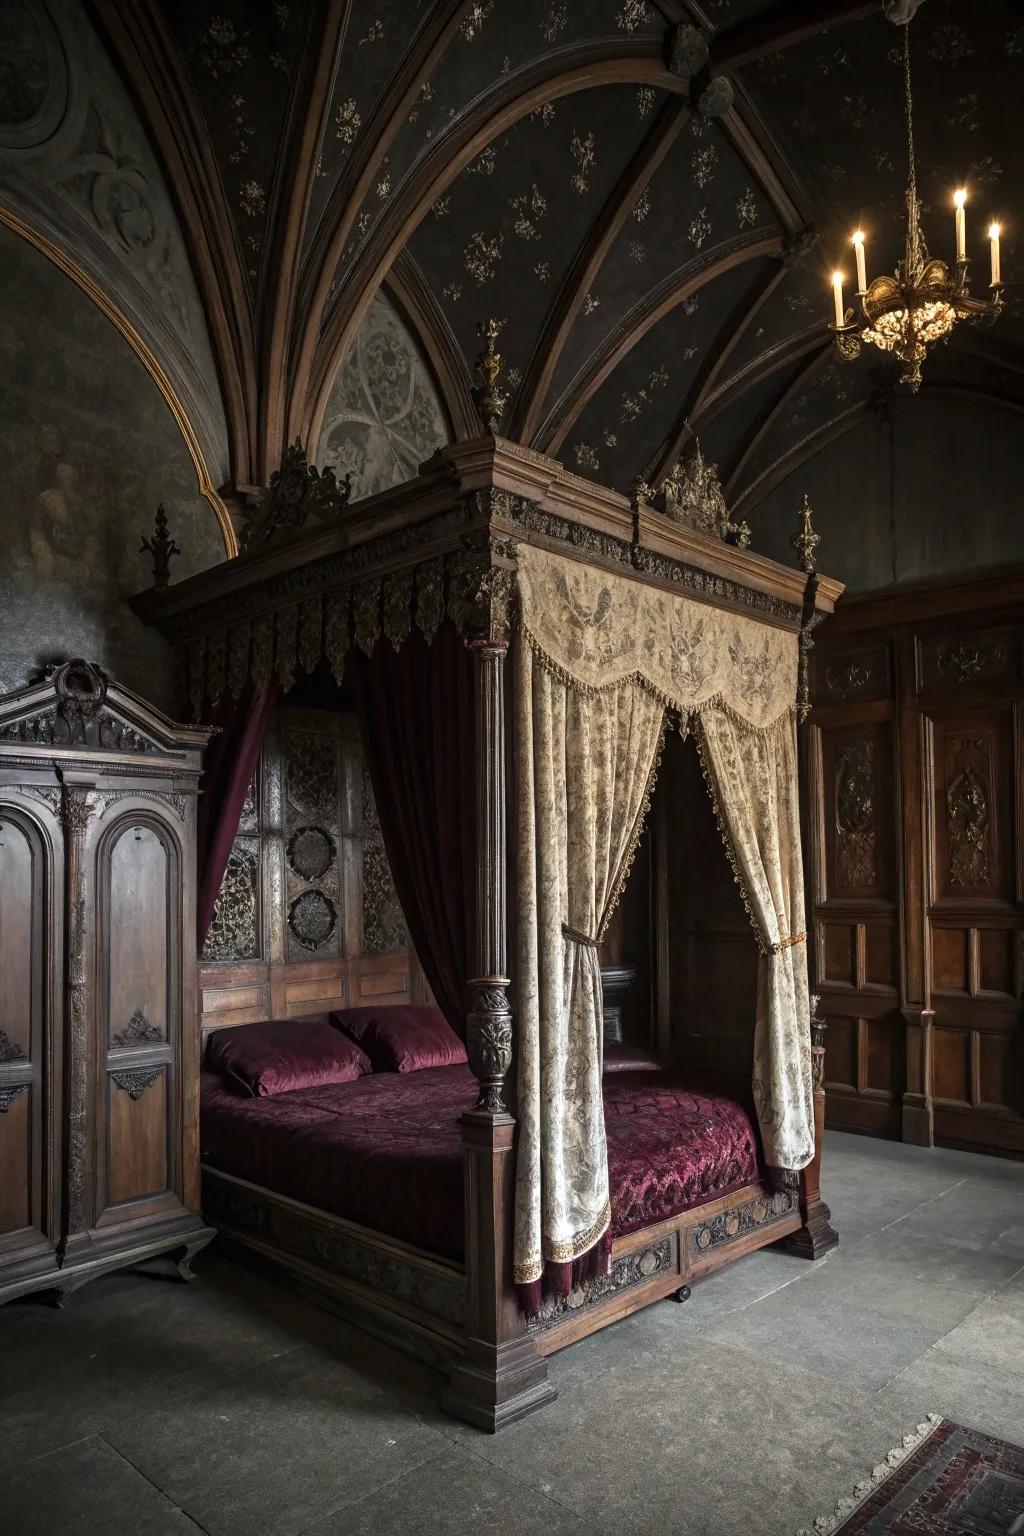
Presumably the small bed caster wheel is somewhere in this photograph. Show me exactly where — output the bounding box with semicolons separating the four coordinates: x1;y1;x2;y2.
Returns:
672;1285;692;1304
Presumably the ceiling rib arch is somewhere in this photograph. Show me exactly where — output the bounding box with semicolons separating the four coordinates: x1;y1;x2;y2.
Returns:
539;229;784;456
293;45;688;451
512;95;692;446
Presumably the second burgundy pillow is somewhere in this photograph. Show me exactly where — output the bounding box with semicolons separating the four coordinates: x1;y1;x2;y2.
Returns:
330;1005;467;1073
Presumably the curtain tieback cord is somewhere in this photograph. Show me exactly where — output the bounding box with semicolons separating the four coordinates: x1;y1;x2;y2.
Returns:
562;923;599;948
775;931;807;950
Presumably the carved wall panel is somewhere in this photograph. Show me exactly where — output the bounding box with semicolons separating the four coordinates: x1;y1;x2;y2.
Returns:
931;713;1012;904
282;725;342;962
361;768;408;956
200;706;424;1030
944;736;993;891
202;775;261;964
835;738;877;889
810;583;1023;1159
920;629;1016;690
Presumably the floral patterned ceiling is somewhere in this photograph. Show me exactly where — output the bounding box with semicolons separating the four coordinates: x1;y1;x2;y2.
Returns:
141;0;1024;515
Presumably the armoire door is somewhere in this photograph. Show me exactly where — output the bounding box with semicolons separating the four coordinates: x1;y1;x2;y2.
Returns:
0;799;61;1275
93;811;183;1230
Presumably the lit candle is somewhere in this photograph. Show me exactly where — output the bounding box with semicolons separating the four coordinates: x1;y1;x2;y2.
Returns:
852;230;867;294
954;188;967;263
832;270;845;328
988;222;1001;286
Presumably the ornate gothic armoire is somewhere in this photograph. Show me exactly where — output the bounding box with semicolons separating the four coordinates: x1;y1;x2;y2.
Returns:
0;660;214;1304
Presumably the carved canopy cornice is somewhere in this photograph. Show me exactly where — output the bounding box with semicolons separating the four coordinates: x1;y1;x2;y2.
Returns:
131;438;842;712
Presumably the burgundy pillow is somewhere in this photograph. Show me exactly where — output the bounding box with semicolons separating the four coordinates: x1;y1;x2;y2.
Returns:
206;1016;372;1098
603;1042;662;1074
330;1005;467;1073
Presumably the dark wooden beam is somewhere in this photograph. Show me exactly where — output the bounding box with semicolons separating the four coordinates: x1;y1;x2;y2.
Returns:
258;0;350;479
538;230;783;457
691;323;830;432
723;344;831;500
648;260;786;485
296;44;685;453
290;0;475;444
512;96;690;445
385;250;479;441
731;404;864;516
712;1;878;70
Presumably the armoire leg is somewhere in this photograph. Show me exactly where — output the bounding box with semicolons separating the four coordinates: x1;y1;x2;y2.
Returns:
175;1229;216;1283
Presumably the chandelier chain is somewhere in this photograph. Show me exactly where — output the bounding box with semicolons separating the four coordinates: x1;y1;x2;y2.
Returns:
903;23;916;205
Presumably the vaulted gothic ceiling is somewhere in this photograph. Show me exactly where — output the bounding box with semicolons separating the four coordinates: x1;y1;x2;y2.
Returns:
4;0;1021;540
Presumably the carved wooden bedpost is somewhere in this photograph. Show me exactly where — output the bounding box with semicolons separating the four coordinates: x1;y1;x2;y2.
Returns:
789;999;839;1259
442;532;556;1431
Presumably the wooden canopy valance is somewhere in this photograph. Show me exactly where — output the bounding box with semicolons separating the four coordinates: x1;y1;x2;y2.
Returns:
131;437;843;717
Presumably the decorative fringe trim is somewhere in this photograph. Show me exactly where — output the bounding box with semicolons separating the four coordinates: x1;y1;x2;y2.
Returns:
519;625;797;736
691;718;774;957
513;1198;613;1285
795;1415;943;1536
596;710;669;945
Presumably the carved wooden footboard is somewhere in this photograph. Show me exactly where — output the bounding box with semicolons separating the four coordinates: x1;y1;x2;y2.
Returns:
529;1180;801;1354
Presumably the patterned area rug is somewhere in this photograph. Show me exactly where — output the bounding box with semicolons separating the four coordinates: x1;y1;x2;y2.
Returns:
800;1416;1024;1535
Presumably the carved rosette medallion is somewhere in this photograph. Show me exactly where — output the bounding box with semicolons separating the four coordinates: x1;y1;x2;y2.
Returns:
527;1236;674;1331
288;889;337;952
286;826;336;882
835;738;877;887
692;1189;797;1254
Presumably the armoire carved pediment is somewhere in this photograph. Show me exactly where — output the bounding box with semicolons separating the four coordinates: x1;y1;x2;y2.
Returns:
0;658;197;759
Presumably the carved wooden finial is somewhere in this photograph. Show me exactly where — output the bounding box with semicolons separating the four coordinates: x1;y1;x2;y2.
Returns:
472;318;507;435
790;494;820;574
240;438;352;551
139;504;181;592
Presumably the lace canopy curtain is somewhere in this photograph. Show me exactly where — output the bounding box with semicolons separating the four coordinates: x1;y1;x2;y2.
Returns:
514;644;666;1302
512;544;811;1297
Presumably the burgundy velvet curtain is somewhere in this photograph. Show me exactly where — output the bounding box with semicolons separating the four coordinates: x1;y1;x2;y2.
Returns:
196;687;278;946
348;621;476;1035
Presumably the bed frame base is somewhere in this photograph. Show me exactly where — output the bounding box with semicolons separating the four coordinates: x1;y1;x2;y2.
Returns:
442;1339;558;1431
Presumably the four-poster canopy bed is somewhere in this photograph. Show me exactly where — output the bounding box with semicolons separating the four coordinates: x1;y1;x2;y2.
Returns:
131;433;844;1430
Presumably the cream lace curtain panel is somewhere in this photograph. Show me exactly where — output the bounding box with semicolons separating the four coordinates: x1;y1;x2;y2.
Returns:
513;544;813;1292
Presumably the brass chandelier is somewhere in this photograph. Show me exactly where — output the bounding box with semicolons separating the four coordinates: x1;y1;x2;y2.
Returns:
828;17;1004;393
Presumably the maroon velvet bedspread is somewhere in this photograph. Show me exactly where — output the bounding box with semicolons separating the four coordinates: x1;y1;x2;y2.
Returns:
200;1066;760;1261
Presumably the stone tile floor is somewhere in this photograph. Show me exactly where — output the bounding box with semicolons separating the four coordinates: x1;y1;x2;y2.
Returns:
2;1132;1021;1536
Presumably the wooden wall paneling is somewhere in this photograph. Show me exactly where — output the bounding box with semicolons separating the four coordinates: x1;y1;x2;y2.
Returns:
811;576;1024;1160
807;646;904;1139
651;732;757;1084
